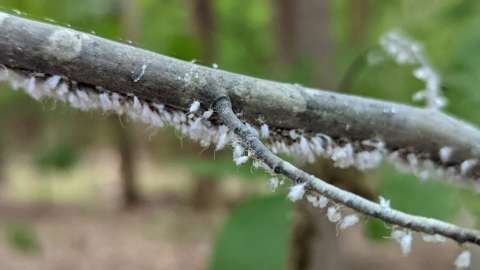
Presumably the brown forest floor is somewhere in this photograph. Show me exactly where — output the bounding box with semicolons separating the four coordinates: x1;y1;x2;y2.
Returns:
0;199;469;270
0;199;220;270
0;152;474;270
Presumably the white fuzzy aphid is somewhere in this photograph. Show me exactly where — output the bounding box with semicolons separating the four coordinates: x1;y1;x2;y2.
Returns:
189;100;201;113
299;136;315;163
339;214;360;230
306;195;318;207
232;143;249;166
289;129;299;140
355;150;384;170
391;229;412;255
454;250;471;270
99;92;113;110
422;234;446;243
439;146;453;163
202;109;213;119
413;66;446;109
306;194;329;208
268;177;280;191
379;196;391;209
288;183;306;202
24;76;43;100
355;140;385;170
327;206;342;223
461;159;477;176
331;143;354;168
234;156;249;166
318;196;329;208
407;153;419;168
233;143;244;158
380;31;419;64
0;66;9;81
215;125;229;151
252;159;270;171
260;123;270;139
310;136;326;156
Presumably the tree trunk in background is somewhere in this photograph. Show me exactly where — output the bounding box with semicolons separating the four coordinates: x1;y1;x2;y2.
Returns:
274;0;336;88
0;142;4;190
304;162;376;270
274;1;373;269
349;0;369;46
192;0;216;63
114;0;143;208
273;0;297;66
290;201;341;270
189;0;220;210
120;0;142;43
296;0;336;88
191;169;220;210
274;1;340;269
113;120;141;207
288;163;376;270
338;0;370;91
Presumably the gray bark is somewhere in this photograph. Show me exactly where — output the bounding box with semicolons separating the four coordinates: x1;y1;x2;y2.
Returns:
0;13;480;178
295;0;336;87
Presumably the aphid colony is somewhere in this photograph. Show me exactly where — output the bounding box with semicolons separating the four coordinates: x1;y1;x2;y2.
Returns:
0;66;473;268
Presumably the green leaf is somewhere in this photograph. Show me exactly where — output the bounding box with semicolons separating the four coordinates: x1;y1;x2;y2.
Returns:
176;157;269;180
35;143;79;172
364;219;391;242
379;167;461;221
458;189;480;229
5;223;41;254
364;166;462;241
209;194;292;270
165;34;201;61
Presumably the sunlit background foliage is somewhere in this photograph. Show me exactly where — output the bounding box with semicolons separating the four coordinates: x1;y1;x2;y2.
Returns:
0;0;480;269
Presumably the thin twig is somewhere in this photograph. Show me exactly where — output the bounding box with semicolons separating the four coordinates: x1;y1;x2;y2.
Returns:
213;96;480;245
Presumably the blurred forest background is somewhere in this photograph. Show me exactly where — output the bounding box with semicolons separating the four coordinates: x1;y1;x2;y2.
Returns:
1;0;480;269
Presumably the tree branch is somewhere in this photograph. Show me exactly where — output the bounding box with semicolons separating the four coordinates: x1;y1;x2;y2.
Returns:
213;96;480;245
0;13;479;178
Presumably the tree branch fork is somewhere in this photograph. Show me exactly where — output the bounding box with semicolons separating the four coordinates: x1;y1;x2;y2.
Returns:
1;12;480;247
214;96;480;246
